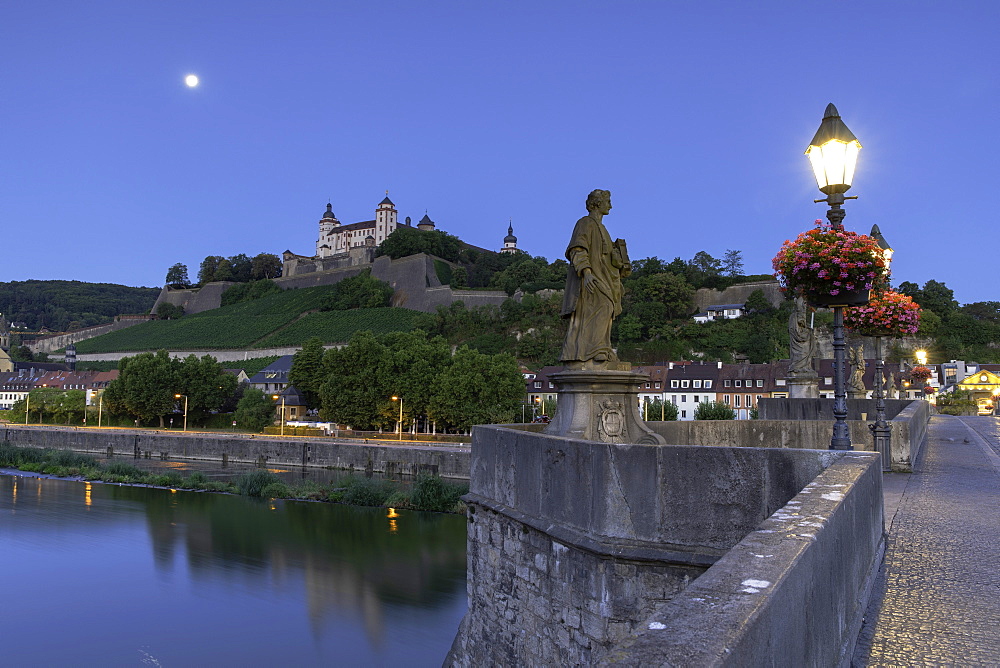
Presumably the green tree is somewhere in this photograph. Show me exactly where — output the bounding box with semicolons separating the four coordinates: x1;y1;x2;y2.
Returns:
213;258;235;282
198;256;224;285
103;350;178;427
375;226;462;262
228;254;253;282
175;354;238;424
156;302;184;319
235;387;276;431
428;347;524;431
165;263;189;288
743;289;773;315
319;331;391;429
695;400;736;420
322;269;393;310
251;253;283;280
642;398;678;421
919;279;957;317
289;337;327;409
723;249;744;277
451;265;468;288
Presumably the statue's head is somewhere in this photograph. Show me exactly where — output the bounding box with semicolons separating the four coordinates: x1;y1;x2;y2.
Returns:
586;189;611;213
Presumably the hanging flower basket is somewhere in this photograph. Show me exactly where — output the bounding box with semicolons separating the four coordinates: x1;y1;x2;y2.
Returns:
772;220;888;306
910;366;932;383
844;290;922;337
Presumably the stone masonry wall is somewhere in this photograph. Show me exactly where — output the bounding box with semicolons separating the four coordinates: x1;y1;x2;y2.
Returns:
449;504;703;666
1;426;471;480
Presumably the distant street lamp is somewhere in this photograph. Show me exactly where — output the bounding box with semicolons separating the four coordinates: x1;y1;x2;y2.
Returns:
915;349;928;366
391;395;403;440
807;103;863;451
271;394;286;436
174;394;188;431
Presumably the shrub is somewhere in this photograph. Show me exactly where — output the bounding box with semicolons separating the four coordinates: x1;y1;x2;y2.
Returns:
234;470;282;497
261;482;291;498
104;461;146;478
339;476;395;507
410;475;468;512
694;401;736;420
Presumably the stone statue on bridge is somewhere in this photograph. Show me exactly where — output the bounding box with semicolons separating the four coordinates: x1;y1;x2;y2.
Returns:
848;342;867;399
559;189;631;367
545;189;664;445
787;295;817;376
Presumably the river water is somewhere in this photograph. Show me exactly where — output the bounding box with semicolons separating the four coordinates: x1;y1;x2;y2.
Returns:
0;473;467;666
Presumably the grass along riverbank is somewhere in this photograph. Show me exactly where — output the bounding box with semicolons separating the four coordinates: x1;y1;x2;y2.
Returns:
0;444;468;513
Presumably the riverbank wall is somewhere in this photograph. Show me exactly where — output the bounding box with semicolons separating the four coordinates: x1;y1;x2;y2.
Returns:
0;425;471;480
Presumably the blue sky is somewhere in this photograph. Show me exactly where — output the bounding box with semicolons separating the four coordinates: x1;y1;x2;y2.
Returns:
2;1;997;304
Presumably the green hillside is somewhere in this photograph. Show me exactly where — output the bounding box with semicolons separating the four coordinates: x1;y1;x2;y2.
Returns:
0;280;159;331
74;285;419;353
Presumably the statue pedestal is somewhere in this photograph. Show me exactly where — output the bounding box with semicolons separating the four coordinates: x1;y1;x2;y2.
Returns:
543;365;666;445
787;374;820;399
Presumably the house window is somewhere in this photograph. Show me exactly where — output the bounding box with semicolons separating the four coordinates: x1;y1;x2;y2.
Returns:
534;381;541;389
681;410;687;418
671;395;677;404
724;380;731;387
756;380;764;387
549;382;554;388
693;380;702;388
704;380;712;389
735;380;742;387
735;395;741;407
681;396;687;402
746;394;752;407
824;377;833;385
694;396;700;403
724;395;730;404
645;383;651;389
681;380;689;388
776;379;786;386
671;380;679;388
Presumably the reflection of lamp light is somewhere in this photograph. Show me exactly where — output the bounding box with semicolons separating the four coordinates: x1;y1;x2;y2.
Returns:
807;104;863;450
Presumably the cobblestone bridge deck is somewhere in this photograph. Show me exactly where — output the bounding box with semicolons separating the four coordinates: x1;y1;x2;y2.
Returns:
854;415;1000;666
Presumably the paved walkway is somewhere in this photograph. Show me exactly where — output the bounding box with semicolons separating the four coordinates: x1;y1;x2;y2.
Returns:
853;415;1000;666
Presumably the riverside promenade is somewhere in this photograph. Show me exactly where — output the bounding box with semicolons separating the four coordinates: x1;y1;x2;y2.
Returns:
853;415;1000;666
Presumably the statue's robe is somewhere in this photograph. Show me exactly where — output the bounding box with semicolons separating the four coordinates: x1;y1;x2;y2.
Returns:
559;214;626;363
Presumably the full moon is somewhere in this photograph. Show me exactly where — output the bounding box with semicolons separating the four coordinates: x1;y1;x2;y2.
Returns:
184;74;199;88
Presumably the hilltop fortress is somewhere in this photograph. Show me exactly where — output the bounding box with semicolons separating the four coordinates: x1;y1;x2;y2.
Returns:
153;195;520;316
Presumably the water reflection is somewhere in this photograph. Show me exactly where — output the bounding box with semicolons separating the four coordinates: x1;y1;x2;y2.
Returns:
0;473;467;666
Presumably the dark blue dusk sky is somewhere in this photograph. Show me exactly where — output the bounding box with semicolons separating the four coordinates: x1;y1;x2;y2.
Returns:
2;1;996;304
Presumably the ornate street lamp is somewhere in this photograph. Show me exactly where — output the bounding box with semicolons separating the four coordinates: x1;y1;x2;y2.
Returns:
807;103;862;231
807;103;863;450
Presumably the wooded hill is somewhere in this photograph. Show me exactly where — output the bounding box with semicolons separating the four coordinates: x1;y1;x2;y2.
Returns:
0;280;159;332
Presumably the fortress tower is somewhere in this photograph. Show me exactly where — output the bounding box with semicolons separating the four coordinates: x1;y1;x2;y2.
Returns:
375;195;398;244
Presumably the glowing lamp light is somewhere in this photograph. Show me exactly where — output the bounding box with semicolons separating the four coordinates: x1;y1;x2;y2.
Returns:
806;103;862;196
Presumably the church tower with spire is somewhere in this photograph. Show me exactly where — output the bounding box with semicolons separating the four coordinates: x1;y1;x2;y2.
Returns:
500;221;519;254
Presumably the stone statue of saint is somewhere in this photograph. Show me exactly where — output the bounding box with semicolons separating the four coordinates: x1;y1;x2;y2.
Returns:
787;295;817;376
848;342;866;397
886;370;898;399
559;189;631;365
